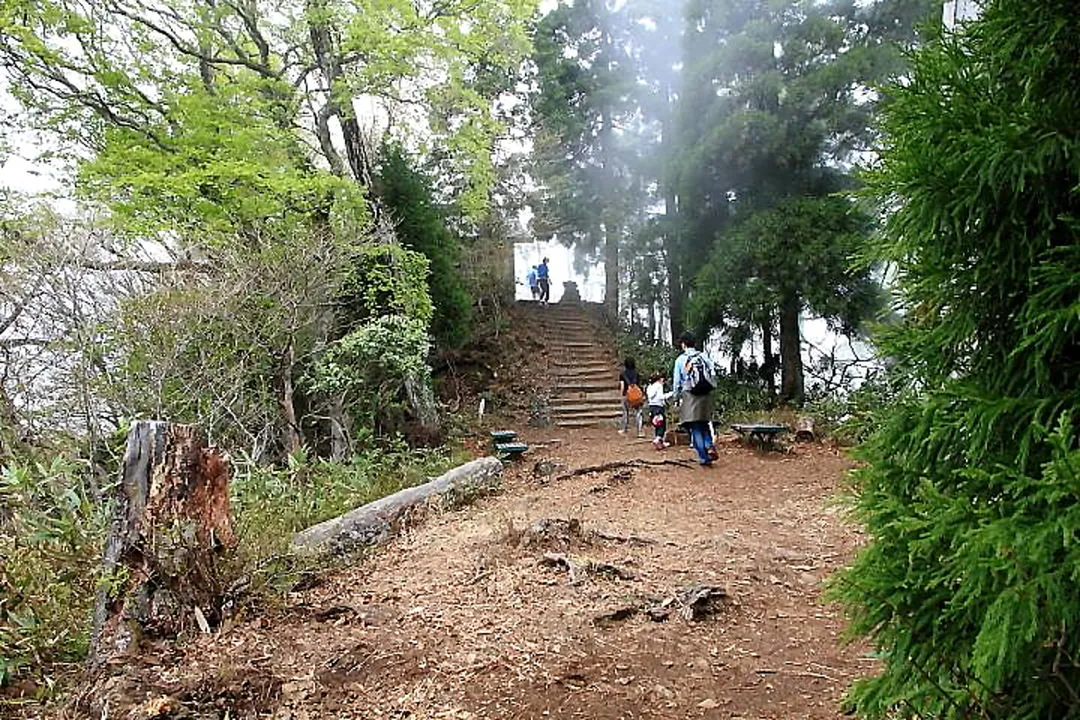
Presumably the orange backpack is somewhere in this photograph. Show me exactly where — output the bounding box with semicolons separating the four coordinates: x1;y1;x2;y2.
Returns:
626;383;645;408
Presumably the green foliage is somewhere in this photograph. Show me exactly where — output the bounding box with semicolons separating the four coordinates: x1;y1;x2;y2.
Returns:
377;146;473;348
339;245;433;329
804;372;900;445
0;457;107;685
832;2;1080;717
691;196;879;337
308;315;431;432
614;329;678;384
0;0;537;219
80;83;361;241
673;0;935;399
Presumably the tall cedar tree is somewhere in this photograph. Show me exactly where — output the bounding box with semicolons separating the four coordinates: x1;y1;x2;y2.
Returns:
530;0;640;316
377;147;473;349
832;1;1080;717
675;0;937;403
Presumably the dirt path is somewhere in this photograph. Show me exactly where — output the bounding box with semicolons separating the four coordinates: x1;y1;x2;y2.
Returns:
85;430;865;720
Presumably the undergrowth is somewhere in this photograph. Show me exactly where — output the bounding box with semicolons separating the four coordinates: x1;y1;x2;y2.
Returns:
0;440;463;693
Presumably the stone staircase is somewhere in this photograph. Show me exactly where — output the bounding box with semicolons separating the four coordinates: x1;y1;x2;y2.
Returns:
519;300;622;429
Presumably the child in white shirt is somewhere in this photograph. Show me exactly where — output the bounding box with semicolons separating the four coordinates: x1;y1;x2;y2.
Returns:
646;374;672;449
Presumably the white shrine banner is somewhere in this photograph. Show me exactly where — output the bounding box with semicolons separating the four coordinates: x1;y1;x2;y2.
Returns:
943;0;982;29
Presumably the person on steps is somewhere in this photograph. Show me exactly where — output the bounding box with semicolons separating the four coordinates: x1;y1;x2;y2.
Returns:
672;332;719;466
619;357;644;436
536;257;551;305
527;265;539;300
646;373;672;450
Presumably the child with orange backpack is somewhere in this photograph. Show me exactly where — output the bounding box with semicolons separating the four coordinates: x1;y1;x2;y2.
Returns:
619;357;645;436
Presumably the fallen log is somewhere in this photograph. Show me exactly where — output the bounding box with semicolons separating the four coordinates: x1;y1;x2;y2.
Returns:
90;421;235;667
291;456;503;557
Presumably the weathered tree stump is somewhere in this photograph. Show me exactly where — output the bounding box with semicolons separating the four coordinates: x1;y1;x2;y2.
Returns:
90;421;234;667
795;416;815;442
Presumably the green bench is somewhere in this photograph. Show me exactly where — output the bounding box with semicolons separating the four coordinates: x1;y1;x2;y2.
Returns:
491;430;528;459
731;423;788;451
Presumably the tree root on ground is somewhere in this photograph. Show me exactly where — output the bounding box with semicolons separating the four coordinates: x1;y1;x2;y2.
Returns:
555;458;694;482
540;552;637;585
590;585;730;626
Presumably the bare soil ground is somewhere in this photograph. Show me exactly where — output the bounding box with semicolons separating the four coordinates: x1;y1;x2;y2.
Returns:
55;428;867;720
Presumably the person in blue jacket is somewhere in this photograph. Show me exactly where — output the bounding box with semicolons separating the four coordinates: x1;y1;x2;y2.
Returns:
536;257;551;305
672;332;719;466
526;265;539;300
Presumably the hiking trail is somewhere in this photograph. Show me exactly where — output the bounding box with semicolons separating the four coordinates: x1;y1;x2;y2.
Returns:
70;302;867;720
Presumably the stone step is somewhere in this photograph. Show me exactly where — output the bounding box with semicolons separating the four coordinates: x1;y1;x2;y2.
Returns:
552;395;622;405
554;417;618;428
552;382;619;396
550;356;611;366
547;326;598;334
545;336;603;344
555;379;619;393
550;403;623;415
552;364;616;375
552;365;616;375
552;409;620;422
548;346;610;355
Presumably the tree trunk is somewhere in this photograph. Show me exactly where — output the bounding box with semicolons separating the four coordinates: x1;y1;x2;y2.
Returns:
604;218;620;317
779;295;805;406
661;93;684;345
647;299;656;343
760;313;776;396
307;0;375;192
403;374;442;446
90;421;235;667
279;341;302;455
329;395;350;460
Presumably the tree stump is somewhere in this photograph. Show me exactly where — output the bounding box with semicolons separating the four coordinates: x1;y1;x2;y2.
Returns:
89;421;235;667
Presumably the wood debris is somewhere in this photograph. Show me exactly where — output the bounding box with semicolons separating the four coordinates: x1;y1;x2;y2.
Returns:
539;552;636;585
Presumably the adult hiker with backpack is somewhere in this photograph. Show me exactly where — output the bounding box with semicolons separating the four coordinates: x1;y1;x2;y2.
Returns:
672;332;719;466
619;357;645;436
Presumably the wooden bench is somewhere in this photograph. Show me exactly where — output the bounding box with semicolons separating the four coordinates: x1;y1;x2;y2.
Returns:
731;423;788;451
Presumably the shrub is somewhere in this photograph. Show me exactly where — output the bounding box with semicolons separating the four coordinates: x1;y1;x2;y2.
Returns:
0;457;107;685
831;2;1080;717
